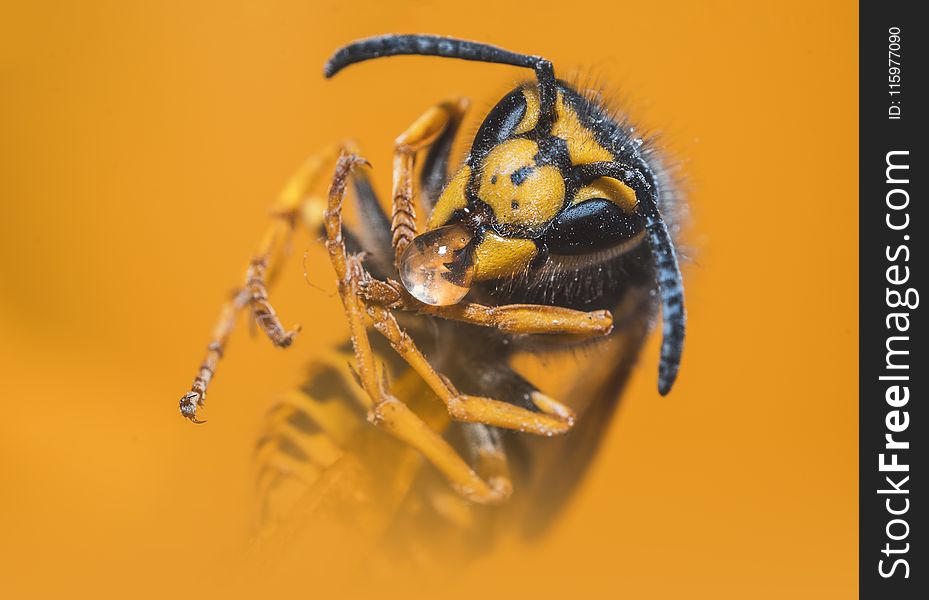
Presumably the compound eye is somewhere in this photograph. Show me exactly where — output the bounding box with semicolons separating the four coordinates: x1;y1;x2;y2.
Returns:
543;199;644;255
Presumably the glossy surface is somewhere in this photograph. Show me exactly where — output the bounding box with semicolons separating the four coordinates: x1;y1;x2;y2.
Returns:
399;224;474;305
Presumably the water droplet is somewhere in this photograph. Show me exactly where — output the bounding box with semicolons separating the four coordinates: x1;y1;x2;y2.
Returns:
399;224;475;306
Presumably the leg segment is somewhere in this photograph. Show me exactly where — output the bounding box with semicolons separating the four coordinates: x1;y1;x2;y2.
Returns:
365;302;575;435
418;301;613;336
360;278;614;336
391;99;468;268
179;289;249;422
325;154;510;503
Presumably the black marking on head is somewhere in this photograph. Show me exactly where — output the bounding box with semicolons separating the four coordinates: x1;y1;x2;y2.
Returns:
445;206;476;229
533;136;571;170
510;166;534;186
511;199;519;209
556;84;645;166
491;174;498;184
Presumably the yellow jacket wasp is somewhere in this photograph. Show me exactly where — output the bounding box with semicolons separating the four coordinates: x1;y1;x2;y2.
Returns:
179;33;685;547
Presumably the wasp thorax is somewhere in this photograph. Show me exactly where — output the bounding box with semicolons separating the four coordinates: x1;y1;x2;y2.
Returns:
399;224;476;306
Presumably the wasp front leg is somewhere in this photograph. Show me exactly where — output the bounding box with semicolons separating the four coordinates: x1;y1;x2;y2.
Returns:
390;98;468;268
417;301;613;336
361;277;614;337
179;146;346;422
326;154;514;503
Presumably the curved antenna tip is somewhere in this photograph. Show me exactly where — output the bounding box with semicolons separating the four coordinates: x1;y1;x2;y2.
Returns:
658;368;678;396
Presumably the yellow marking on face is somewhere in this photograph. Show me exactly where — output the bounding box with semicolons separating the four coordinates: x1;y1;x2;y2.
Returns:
477;139;565;231
428;164;471;228
552;92;614;165
473;231;537;280
514;87;540;135
572;177;638;212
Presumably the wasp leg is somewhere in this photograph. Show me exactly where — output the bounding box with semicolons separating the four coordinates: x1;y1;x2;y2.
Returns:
364;301;575;435
179;290;250;422
416;301;613;336
326;154;510;504
179;146;347;422
391;98;469;268
361;279;614;337
387;424;509;539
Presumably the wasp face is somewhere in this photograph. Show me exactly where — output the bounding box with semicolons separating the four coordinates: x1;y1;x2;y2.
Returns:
403;84;648;306
477;138;566;235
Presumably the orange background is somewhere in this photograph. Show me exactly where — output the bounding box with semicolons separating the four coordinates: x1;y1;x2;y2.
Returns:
0;1;857;598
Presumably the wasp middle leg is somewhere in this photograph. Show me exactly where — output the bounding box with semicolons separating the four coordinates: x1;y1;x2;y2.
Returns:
363;301;575;435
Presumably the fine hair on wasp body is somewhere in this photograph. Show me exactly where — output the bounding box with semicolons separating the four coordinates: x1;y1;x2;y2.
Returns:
179;34;686;516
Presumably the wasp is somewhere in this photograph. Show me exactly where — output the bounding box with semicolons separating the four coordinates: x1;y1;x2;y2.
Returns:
179;34;685;554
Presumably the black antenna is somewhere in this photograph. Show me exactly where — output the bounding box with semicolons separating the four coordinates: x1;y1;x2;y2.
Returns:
575;162;686;395
324;34;557;131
